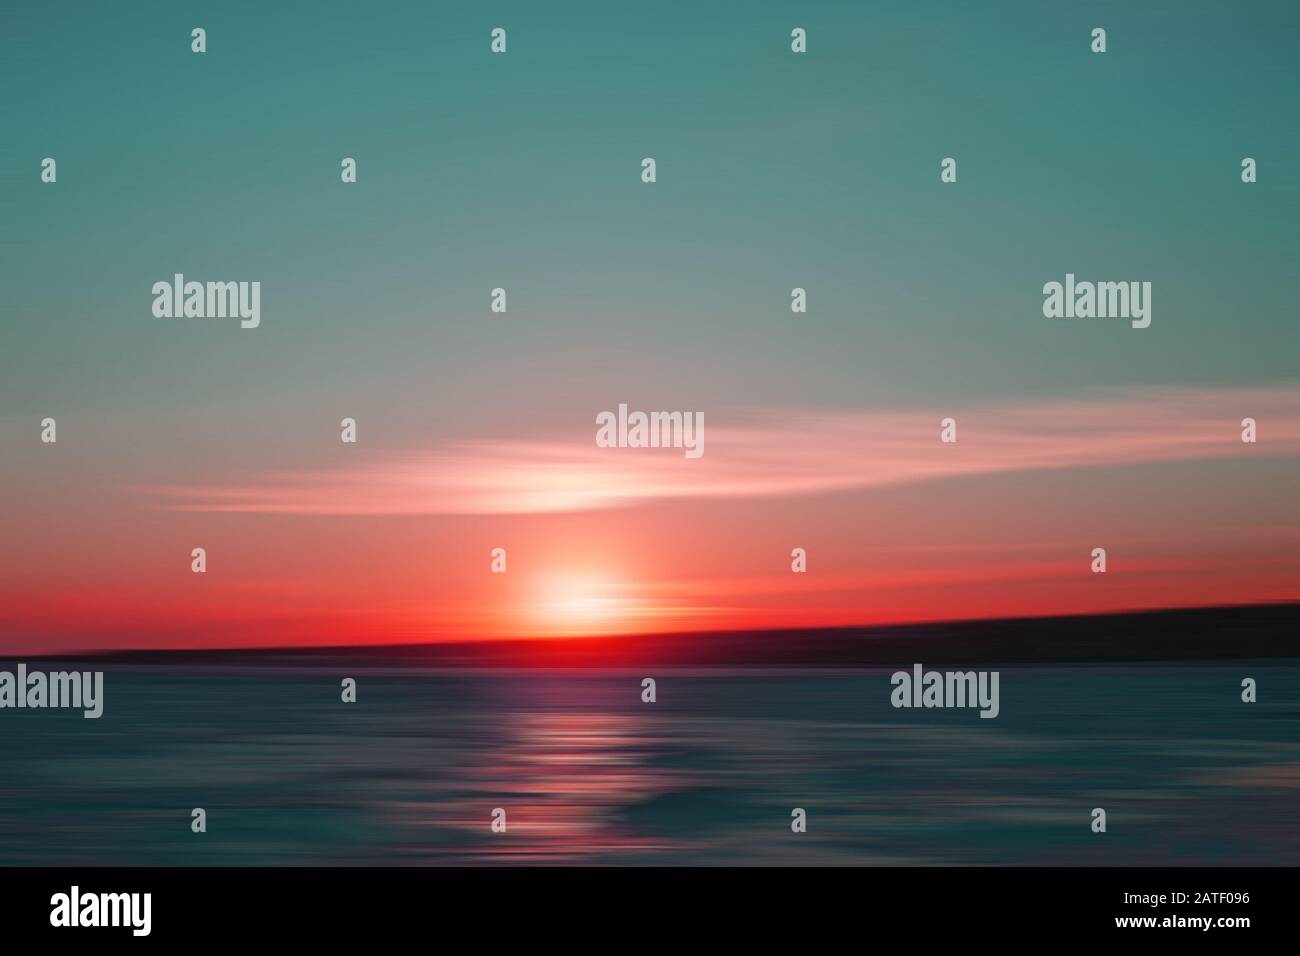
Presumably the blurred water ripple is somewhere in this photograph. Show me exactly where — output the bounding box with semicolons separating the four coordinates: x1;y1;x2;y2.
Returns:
0;664;1296;865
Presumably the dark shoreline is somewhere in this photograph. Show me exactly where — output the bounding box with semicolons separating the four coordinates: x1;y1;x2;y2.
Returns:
15;602;1299;669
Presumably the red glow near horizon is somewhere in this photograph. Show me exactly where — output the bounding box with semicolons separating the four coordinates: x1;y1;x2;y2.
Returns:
3;386;1299;654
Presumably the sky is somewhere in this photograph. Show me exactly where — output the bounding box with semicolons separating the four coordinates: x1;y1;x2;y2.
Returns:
1;1;1298;653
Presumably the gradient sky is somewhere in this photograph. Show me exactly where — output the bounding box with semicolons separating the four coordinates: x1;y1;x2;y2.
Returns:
2;1;1298;652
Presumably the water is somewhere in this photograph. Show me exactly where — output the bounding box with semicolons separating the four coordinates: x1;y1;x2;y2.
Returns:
1;663;1297;865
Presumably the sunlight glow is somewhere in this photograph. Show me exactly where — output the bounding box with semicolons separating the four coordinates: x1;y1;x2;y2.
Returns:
530;571;630;635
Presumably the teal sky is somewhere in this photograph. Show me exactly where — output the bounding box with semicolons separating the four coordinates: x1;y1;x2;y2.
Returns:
5;1;1298;462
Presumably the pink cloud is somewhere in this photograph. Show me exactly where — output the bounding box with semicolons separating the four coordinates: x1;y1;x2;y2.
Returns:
141;385;1300;516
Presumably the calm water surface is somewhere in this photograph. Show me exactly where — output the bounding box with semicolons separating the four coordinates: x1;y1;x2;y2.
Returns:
1;663;1296;865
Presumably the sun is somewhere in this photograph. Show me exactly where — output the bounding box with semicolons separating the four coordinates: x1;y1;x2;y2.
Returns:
528;570;631;636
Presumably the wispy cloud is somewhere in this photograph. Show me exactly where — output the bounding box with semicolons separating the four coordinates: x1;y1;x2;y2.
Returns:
142;385;1300;515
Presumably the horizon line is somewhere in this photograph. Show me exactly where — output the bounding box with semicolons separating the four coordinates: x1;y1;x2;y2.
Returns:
18;599;1299;661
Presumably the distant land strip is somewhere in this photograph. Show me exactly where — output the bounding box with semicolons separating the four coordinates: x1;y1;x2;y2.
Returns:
19;603;1300;669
